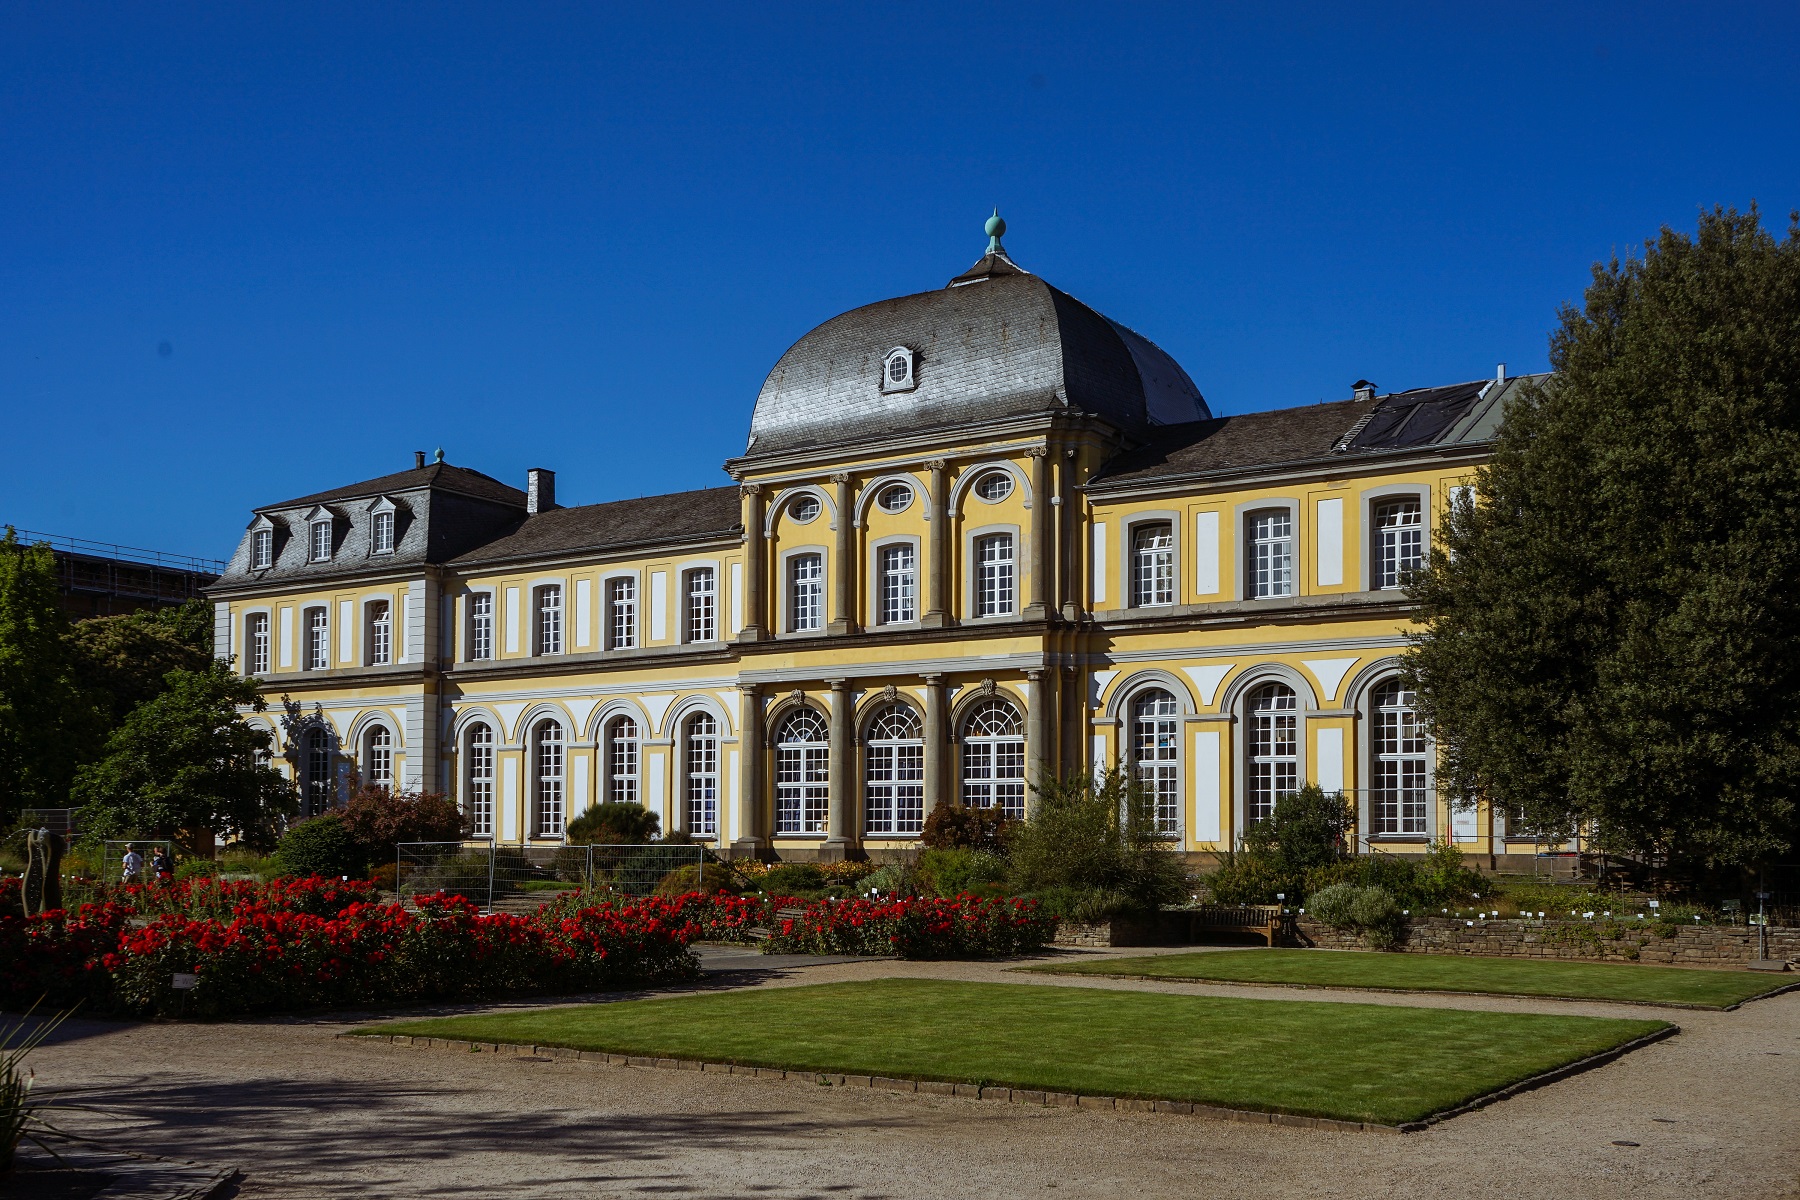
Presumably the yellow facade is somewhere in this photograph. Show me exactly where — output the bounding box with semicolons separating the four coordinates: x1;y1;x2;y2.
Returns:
208;234;1534;864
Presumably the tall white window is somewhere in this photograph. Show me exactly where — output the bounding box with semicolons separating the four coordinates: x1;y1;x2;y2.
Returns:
366;600;391;666
961;699;1026;819
775;708;829;835
468;593;494;661
252;529;273;570
685;568;716;642
534;719;565;838
1247;509;1294;599
1374;498;1424;589
364;726;393;788
864;704;924;836
371;510;395;555
975;533;1015;617
466;723;495;837
790;553;823;632
1131;522;1176;607
310;520;333;562
302;728;333;817
304;607;329;670
605;716;640;805
1131;690;1181;835
1247;682;1299;822
607;577;637;649
247;613;270;674
685;713;719;836
1372;679;1429;835
879;544;916;624
535;585;563;655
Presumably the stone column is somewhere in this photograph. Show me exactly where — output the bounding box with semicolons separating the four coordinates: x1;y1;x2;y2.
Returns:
922;673;947;815
829;472;856;635
1024;446;1051;620
823;679;854;860
739;484;766;641
1026;668;1053;808
732;685;765;858
1060;448;1082;622
921;459;951;628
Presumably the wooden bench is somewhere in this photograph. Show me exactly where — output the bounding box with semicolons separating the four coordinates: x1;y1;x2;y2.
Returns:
1188;904;1292;947
745;906;809;942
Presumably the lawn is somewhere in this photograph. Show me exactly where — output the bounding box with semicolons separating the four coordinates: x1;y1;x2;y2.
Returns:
1025;949;1785;1008
367;978;1667;1126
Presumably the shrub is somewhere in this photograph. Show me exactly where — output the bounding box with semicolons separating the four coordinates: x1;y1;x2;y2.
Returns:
1206;851;1303;906
566;802;660;846
858;861;919;898
339;785;470;869
1307;883;1406;949
1239;784;1353;873
762;894;1055;958
921;802;1015;852
1007;769;1187;914
368;862;398;892
655;862;740;897
762;863;828;894
274;814;364;880
917;847;1007;898
174;858;220;882
1414;837;1484;906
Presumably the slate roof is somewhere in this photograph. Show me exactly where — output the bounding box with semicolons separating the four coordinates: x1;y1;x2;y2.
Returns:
742;249;1207;459
267;463;525;510
448;486;742;566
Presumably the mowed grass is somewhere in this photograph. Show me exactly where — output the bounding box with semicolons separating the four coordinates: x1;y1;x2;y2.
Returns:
368;978;1667;1125
1026;949;1785;1008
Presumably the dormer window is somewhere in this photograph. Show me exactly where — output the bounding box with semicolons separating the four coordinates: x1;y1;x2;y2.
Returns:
310;520;332;562
372;512;394;554
880;346;917;394
252;528;273;570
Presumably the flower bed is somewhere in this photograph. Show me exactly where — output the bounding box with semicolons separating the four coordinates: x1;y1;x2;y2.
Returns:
0;876;699;1018
762;894;1054;958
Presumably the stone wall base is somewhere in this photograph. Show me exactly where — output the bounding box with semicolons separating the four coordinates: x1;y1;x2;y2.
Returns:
1295;915;1799;966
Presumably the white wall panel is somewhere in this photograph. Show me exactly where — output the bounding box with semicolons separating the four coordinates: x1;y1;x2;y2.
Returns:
650;572;668;641
339;600;354;662
1090;522;1107;604
574;578;592;649
1315;727;1344;792
278;607;294;667
1194;730;1222;842
501;756;519;841
730;562;744;635
504;587;521;654
1194;510;1220;595
1316;497;1344;587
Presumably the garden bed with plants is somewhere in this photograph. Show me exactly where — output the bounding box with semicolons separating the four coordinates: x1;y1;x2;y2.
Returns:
365;977;1674;1127
1025;947;1792;1008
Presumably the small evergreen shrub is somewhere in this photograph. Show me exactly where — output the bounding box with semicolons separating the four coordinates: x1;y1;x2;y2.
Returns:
174;858;220;882
918;848;1008;897
655;862;740;897
566;802;661;846
762;863;828;894
274;814;364;880
1307;883;1407;949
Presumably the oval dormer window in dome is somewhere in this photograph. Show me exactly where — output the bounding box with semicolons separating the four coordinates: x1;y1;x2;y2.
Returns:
790;494;822;523
974;471;1014;502
877;483;913;514
880;346;917;394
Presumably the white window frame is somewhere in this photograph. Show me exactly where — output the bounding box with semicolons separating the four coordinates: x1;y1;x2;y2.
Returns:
365;598;393;666
604;573;638;650
782;548;827;634
864;704;924;836
466;590;495;662
251;526;274;571
371;509;395;556
533;583;564;656
604;715;641;805
1125;514;1179;609
465;722;495;837
774;708;830;836
302;606;330;671
1129;689;1183;836
363;725;394;789
872;537;919;626
310;519;333;563
1359;485;1432;592
967;526;1019;619
684;713;719;837
960;698;1026;820
1245;682;1300;824
532;719;566;839
1365;675;1433;840
682;564;717;643
245;610;272;675
1235;500;1300;600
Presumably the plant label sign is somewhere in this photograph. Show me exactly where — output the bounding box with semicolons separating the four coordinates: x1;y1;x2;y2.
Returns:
170;973;199;990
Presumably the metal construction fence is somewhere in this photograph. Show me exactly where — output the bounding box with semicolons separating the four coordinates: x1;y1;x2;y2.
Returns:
98;839;174;885
394;841;706;912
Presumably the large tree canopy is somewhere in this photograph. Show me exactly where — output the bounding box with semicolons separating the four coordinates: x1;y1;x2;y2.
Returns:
72;660;296;853
0;530;96;821
69;598;213;730
1405;207;1800;871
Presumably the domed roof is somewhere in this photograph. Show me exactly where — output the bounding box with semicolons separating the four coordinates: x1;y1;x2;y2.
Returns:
743;228;1207;458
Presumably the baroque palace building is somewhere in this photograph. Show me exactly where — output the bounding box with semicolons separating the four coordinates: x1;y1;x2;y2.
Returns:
208;217;1539;864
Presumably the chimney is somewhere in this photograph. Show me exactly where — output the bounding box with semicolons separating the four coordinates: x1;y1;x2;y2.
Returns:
527;468;557;514
414;450;427;469
1496;362;1507;384
1352;380;1377;402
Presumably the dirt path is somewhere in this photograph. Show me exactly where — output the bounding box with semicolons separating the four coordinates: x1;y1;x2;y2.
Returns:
25;951;1800;1199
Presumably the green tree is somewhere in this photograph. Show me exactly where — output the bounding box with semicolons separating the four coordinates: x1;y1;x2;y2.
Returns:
0;530;95;822
1405;206;1800;871
72;660;295;853
69;598;214;729
1008;768;1189;914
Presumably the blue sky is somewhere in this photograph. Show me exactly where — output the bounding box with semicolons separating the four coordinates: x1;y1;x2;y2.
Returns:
4;3;1797;561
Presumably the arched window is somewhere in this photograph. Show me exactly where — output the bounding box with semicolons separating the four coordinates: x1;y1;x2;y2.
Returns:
1130;689;1180;834
605;715;640;805
865;704;924;836
533;719;565;838
961;699;1025;819
685;713;719;836
1371;679;1428;836
465;723;495;837
363;725;393;789
775;709;829;835
1247;682;1299;822
1131;523;1175;608
301;727;334;817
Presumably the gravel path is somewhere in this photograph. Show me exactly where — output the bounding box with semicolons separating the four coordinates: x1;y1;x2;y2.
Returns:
24;950;1800;1199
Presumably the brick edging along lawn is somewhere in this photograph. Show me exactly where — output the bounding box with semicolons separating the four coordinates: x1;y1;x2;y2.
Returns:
340;1022;1679;1136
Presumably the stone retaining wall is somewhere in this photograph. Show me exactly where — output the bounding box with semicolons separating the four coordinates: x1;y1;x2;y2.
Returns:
1294;915;1799;965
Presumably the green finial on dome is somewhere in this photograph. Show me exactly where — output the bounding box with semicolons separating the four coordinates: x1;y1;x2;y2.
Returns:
434;447;444;463
985;207;1006;254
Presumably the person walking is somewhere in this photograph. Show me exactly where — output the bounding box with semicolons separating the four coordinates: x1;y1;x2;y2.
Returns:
151;847;174;882
121;843;144;884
